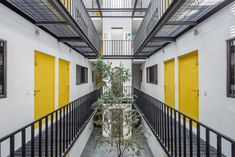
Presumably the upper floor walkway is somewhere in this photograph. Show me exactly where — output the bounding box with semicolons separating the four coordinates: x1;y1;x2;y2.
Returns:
1;0;233;59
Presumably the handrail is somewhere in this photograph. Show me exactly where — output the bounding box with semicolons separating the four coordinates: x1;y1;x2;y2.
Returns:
102;40;133;56
0;90;101;157
133;87;235;157
134;0;174;54
60;0;101;53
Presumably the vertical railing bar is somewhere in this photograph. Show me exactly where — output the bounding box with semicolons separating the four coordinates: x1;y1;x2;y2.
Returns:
10;135;14;157
51;113;54;157
174;110;177;157
167;106;170;151
206;128;210;157
31;124;34;157
217;135;221;157
183;116;186;157
45;116;48;157
63;106;66;152
59;108;62;156
178;113;182;157
164;104;167;147
55;111;58;157
68;103;71;144
21;128;26;157
159;102;162;140
170;108;173;155
39;119;42;157
66;105;69;147
197;123;200;157
231;142;235;157
189;119;193;157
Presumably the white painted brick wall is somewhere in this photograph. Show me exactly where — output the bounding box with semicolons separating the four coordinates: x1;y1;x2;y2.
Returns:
141;2;235;154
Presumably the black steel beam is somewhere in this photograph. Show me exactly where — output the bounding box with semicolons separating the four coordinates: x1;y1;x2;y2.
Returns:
151;37;175;42
58;37;83;42
95;0;102;17
73;45;89;48
132;0;139;18
166;21;197;26
146;45;162;48
35;21;67;25
101;55;134;59
86;8;148;12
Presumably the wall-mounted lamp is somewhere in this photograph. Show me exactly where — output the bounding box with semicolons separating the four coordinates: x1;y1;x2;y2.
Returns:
194;27;199;36
35;27;40;36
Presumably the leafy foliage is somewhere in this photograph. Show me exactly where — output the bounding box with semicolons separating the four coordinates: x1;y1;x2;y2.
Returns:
92;58;146;157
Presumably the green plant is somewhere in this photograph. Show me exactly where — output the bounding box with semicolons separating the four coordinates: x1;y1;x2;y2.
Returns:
110;64;130;97
92;56;112;90
92;58;145;157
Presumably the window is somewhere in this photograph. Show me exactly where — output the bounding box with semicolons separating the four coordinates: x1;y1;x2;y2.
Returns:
228;39;235;97
0;40;6;98
146;64;158;85
76;65;88;85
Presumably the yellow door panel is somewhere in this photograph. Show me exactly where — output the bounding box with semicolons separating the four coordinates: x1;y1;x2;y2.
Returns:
59;59;70;108
34;51;55;120
164;59;175;108
179;51;199;120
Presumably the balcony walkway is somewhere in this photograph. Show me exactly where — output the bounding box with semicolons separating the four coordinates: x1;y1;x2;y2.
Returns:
81;128;154;157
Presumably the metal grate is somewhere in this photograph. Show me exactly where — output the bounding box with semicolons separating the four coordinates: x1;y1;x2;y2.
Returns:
134;0;232;58
4;0;100;58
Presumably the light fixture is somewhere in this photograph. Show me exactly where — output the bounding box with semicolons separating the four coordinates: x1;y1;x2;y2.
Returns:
35;27;40;36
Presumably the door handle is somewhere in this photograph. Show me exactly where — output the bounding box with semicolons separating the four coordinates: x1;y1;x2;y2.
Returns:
34;90;41;96
192;90;199;95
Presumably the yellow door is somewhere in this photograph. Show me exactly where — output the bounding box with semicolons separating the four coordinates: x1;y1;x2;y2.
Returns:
34;51;55;120
164;59;175;108
59;59;70;108
179;51;199;120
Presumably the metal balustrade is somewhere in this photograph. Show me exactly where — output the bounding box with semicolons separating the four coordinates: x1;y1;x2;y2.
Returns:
2;0;101;57
69;0;101;52
102;40;133;56
133;88;235;157
103;86;133;103
0;90;100;157
102;0;132;8
134;0;174;54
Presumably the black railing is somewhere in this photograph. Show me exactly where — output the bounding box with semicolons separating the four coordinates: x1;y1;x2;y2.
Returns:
60;0;101;52
133;88;235;157
134;0;174;53
102;40;133;56
0;90;100;157
103;86;133;102
102;0;132;8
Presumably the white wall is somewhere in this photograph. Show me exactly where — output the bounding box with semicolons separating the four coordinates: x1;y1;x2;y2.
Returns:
141;0;235;148
0;4;95;138
103;18;132;40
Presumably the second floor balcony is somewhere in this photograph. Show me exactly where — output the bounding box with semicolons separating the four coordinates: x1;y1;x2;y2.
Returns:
102;40;133;58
